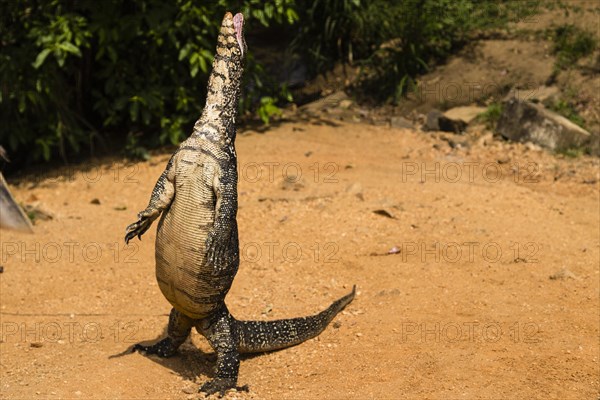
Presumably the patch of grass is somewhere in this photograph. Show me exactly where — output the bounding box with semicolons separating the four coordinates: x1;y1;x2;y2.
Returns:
476;103;504;129
557;147;585;158
550;24;597;70
547;99;585;128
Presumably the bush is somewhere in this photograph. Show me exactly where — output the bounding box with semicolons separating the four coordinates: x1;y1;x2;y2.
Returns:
0;0;297;165
550;24;597;70
1;0;543;167
477;103;504;129
292;0;540;103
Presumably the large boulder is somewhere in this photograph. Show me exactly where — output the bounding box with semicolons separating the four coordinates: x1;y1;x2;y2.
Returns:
443;106;487;124
425;109;467;134
496;98;592;152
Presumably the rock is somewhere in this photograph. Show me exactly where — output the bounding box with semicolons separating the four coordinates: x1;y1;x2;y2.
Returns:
507;86;559;104
425;109;467;134
475;132;494;147
0;146;8;162
587;133;600;156
345;182;364;201
496;98;592;152
300;91;349;114
182;387;196;394
390;116;414;130
373;209;395;219
281;176;304;191
339;99;353;109
443;106;486;124
90;198;101;205
23;204;53;221
549;268;579;280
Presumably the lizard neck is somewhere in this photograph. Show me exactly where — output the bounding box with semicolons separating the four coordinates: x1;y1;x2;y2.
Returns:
193;13;245;147
194;61;242;145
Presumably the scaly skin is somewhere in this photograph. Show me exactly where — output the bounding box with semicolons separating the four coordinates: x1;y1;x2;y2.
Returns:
125;12;355;397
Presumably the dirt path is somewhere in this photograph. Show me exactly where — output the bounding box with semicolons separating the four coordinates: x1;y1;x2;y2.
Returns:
1;121;598;399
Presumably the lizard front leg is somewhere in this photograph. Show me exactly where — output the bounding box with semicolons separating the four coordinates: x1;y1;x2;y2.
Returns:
125;156;176;244
205;160;238;269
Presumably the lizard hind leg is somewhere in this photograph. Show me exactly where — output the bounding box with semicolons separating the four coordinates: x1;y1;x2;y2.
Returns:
133;308;193;358
195;306;244;396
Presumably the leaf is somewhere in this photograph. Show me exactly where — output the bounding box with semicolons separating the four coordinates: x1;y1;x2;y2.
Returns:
36;139;51;161
178;43;192;61
198;56;207;73
286;8;299;24
59;42;82;57
32;48;51;69
130;101;139;122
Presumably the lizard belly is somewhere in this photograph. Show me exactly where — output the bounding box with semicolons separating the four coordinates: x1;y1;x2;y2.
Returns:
154;159;238;319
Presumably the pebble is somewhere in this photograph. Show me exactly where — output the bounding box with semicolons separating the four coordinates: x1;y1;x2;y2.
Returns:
182;387;196;394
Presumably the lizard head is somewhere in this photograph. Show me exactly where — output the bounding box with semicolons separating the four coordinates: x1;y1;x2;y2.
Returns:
216;12;246;74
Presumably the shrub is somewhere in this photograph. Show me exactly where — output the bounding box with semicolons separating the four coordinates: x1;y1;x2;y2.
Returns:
0;0;297;165
550;24;597;70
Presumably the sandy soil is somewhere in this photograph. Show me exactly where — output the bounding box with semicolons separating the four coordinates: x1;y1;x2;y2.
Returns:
1;121;599;399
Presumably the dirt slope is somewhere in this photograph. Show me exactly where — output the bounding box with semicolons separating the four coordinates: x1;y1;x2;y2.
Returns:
1;121;598;399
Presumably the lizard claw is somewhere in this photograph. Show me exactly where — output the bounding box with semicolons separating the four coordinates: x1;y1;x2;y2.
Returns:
199;378;242;397
132;338;177;358
125;209;156;244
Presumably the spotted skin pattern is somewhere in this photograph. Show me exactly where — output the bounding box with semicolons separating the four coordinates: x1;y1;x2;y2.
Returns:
125;12;355;396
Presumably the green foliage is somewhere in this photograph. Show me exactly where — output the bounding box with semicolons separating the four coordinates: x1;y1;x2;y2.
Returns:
1;0;547;166
557;147;585;158
124;132;150;161
0;0;297;165
550;24;597;70
548;99;585;128
292;0;541;104
477;103;504;129
257;96;283;125
290;0;369;73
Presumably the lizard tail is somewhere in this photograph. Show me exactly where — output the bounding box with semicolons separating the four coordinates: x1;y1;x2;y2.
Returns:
235;286;356;354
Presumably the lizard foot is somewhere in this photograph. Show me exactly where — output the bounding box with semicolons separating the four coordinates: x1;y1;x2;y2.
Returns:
125;209;157;244
132;338;178;358
199;378;246;397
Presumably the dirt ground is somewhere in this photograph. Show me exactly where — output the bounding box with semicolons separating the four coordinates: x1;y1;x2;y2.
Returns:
1;120;598;399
